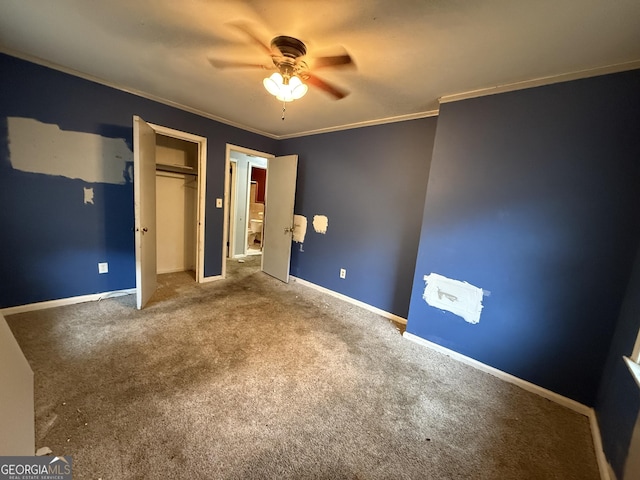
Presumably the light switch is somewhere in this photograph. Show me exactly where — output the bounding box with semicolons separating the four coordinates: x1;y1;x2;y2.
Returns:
216;198;223;208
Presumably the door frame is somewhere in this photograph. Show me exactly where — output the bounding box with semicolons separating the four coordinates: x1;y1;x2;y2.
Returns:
223;144;274;278
228;158;251;259
246;163;267;256
230;160;267;258
149;122;208;283
227;160;237;258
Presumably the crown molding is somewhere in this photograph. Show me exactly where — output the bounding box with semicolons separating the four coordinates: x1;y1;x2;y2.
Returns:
439;60;640;105
1;47;437;140
0;47;280;139
6;47;637;140
275;110;440;140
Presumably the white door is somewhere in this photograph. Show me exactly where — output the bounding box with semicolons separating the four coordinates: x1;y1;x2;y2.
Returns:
262;155;298;282
133;116;157;309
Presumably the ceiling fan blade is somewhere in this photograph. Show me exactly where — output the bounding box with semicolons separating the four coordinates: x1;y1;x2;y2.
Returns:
228;21;273;56
312;54;354;69
305;74;349;100
209;58;270;69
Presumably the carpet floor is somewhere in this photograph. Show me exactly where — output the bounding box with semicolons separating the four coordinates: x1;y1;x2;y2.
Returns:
7;256;600;479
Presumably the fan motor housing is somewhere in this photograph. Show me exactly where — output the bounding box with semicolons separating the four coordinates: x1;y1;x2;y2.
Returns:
271;36;307;59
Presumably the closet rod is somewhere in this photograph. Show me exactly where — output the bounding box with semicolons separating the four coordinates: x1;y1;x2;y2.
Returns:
156;164;197;176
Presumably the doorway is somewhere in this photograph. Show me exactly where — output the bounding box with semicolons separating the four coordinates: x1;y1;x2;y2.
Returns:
248;164;267;255
223;144;299;283
225;146;271;261
151;124;207;283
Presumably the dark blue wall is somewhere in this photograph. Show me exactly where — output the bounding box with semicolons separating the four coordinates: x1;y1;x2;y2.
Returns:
278;118;436;318
0;53;276;308
596;243;640;478
406;69;640;406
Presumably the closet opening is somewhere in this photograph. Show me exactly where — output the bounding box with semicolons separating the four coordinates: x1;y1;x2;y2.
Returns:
155;134;199;280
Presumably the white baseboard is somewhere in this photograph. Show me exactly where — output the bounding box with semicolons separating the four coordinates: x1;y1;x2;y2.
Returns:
290;276;407;325
403;331;611;480
3;273;224;314
200;274;223;284
1;289;136;316
157;267;196;275
402;332;590;413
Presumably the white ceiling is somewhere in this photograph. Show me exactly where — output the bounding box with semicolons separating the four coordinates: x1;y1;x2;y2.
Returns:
1;0;639;138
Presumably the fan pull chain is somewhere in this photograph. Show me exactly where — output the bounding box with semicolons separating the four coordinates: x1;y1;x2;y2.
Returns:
282;100;286;121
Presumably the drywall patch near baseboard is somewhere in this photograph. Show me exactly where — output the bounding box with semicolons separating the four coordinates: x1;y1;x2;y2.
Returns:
7;117;132;184
423;273;484;324
312;215;328;234
293;215;307;243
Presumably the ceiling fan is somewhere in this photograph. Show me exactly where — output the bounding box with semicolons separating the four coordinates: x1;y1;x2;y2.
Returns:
209;22;355;103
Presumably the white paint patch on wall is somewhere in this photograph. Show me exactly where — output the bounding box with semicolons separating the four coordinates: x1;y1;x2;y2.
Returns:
423;273;484;324
83;187;94;205
7;117;132;184
293;215;307;243
313;215;328;234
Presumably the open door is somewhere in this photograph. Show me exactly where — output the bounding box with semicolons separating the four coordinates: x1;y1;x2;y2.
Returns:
133;116;157;309
262;155;298;283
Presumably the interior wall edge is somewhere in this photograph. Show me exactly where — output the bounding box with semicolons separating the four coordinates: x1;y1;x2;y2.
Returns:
0;312;34;455
589;409;615;480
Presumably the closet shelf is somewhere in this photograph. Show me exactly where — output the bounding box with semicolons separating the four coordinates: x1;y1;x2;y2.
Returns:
156;163;197;176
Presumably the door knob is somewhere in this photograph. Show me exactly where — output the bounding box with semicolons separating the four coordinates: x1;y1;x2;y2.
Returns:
284;226;294;234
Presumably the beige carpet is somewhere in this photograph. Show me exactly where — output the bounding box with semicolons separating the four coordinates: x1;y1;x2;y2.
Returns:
7;256;600;479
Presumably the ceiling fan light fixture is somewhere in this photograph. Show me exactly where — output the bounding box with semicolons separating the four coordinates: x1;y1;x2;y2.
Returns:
263;72;284;96
263;72;308;102
288;75;308;100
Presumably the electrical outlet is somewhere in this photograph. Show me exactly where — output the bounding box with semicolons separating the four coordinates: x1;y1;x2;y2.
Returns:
340;268;346;279
216;198;223;208
98;262;109;274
